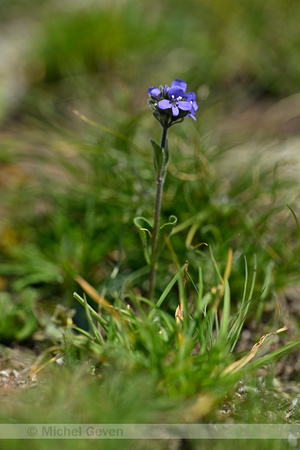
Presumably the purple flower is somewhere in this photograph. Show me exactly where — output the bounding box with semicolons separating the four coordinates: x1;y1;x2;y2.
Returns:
148;78;198;126
184;92;198;121
170;78;187;91
148;86;161;98
158;86;192;117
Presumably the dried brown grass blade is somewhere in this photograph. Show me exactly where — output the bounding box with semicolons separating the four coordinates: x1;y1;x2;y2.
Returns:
75;275;121;321
222;326;288;376
175;304;184;345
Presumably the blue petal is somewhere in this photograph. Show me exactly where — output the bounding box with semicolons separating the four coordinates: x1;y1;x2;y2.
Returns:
171;79;187;92
178;101;192;111
191;100;198;113
186;114;196;121
168;86;185;100
148;87;160;98
158;99;172;110
185;92;196;101
171;104;179;116
185;92;198;113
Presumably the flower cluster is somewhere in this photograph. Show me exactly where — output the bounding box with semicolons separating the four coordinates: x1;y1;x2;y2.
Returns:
148;78;198;127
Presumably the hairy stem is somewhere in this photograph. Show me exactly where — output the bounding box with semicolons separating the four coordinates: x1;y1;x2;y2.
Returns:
149;125;168;301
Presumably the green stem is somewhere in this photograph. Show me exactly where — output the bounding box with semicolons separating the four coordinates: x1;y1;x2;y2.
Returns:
149;125;168;300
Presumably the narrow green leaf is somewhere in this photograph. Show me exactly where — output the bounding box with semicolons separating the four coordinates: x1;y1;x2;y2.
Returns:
83;293;104;345
216;280;230;347
148;262;187;320
133;216;153;264
156;215;177;255
73;326;96;341
286;203;300;240
73;292;108;329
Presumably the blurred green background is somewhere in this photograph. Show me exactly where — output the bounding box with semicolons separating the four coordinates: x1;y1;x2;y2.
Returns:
1;0;300;339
